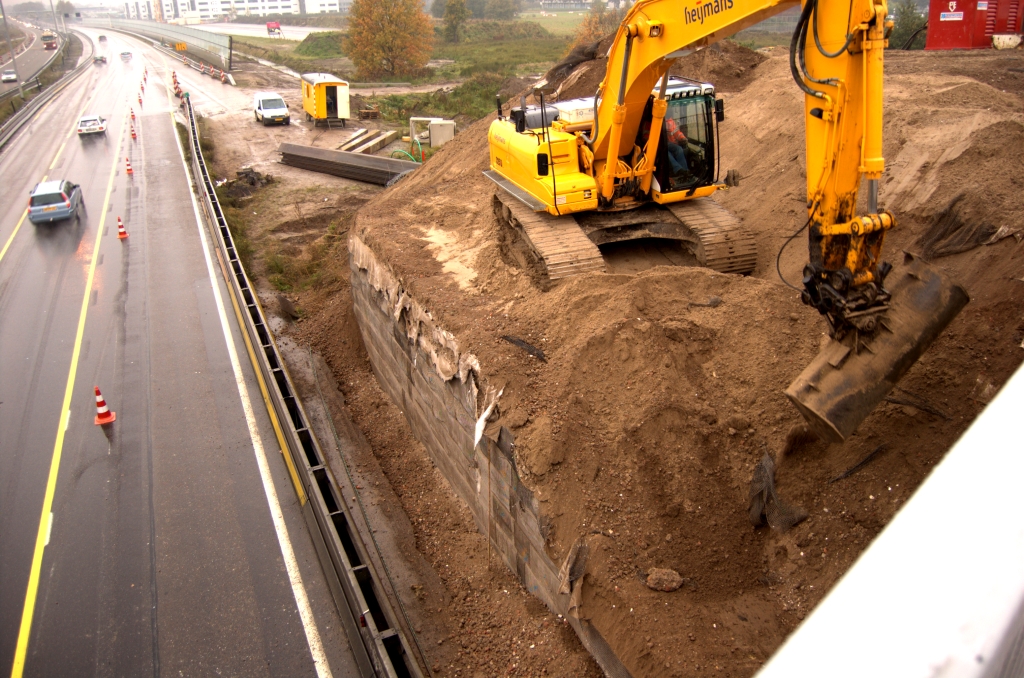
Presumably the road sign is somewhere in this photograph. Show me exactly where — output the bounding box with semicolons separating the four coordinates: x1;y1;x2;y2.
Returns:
175;42;187;51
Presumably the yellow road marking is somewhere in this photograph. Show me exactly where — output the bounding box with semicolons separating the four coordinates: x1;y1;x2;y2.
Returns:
9;107;129;678
47;141;67;170
158;52;307;506
0;211;27;267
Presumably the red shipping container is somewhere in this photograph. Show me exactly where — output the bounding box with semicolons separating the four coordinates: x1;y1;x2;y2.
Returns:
925;0;1023;49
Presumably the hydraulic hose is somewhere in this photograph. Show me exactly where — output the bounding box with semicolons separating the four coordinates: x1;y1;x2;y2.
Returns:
790;0;827;98
812;0;855;58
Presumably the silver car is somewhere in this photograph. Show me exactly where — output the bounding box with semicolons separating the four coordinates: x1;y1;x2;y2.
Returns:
28;180;83;224
1;69;16;83
77;115;107;135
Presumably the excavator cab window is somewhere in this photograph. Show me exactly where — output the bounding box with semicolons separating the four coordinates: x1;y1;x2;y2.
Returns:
662;95;715;192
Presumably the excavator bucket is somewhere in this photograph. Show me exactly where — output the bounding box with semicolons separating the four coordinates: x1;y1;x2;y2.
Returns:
785;255;969;444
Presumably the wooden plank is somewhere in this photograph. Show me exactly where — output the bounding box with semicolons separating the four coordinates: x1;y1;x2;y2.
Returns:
353;130;398;154
336;128;368;151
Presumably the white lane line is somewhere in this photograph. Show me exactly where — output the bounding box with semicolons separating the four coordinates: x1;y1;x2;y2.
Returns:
44;513;53;547
63;409;70;431
167;94;334;678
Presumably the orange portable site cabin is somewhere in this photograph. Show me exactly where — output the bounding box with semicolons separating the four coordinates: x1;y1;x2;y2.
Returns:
925;0;1023;49
300;73;350;127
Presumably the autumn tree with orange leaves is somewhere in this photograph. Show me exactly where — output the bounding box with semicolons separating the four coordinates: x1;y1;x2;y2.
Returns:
347;0;434;79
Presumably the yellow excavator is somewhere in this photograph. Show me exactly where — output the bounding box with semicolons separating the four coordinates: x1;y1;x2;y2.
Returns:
485;0;969;443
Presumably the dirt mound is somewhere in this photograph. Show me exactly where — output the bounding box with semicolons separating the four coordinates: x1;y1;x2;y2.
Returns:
551;38;767;101
301;46;1024;677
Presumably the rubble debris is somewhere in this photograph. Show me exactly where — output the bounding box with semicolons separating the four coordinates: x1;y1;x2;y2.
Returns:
748;453;807;533
645;568;684;592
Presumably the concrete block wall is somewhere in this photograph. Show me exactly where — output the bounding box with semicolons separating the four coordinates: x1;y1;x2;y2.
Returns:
349;235;631;678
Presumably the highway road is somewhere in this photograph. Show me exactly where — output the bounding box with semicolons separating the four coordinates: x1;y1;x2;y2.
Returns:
0;23;60;98
0;28;360;677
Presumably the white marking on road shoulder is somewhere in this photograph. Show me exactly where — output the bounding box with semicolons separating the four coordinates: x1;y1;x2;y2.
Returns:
63;410;70;431
44;513;53;547
168;98;334;678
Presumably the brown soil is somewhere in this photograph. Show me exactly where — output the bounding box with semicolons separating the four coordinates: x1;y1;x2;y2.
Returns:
219;45;1024;678
554;39;768;101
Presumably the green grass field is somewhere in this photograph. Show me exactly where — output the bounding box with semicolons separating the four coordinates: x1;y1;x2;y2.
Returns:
515;10;585;36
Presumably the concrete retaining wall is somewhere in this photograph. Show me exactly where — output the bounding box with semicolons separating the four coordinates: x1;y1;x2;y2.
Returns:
349;234;632;678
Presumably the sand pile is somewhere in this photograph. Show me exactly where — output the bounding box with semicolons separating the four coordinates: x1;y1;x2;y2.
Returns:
302;45;1024;677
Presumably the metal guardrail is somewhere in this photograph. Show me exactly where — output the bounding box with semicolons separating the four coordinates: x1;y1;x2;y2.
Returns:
0;31;92;151
180;95;425;678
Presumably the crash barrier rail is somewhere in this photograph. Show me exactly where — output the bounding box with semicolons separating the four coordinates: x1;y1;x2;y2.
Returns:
755;363;1024;677
82;18;231;70
278;143;419;186
0;30;69;108
0;31;92;152
181;94;425;678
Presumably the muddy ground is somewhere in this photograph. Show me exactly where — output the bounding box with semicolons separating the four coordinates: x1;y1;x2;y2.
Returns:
206;44;1024;678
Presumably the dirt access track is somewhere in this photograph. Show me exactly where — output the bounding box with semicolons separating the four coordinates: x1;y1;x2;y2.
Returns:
206;45;1023;677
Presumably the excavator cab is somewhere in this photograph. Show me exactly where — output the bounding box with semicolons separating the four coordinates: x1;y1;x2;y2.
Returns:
645;86;718;194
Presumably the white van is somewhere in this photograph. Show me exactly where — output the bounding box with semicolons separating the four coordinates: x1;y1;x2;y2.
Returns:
254;92;290;126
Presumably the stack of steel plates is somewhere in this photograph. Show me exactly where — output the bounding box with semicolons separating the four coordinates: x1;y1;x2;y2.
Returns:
277;142;419;186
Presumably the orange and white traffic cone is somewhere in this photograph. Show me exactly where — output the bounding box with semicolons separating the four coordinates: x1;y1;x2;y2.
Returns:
94;386;116;425
221;72;227;84
125;157;133;175
140;83;145;94
137;93;142;105
117;217;128;239
131;126;136;140
130;107;135;121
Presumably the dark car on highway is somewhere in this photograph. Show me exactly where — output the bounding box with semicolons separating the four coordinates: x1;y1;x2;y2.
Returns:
28;180;83;224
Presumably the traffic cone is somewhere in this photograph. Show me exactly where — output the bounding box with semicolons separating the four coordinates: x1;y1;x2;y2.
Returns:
131;126;136;140
137;93;142;105
221;72;227;84
140;83;145;94
94;386;116;425
130;107;135;121
125;157;133;175
117;216;128;239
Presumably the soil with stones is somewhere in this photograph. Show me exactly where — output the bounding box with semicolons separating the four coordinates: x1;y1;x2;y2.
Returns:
216;44;1024;678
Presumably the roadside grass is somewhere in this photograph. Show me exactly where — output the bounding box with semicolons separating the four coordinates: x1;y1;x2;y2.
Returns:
0;33;82;128
733;30;790;50
371;72;508;121
514;10;586;36
294;31;345;58
431;36;567;78
233;19;567;85
214;184;257;273
231;36;351;76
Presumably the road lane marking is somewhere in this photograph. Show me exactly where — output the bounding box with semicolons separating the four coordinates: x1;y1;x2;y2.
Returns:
9;108;129;678
44;514;53;547
164;69;333;678
47;141;67;170
0;211;27;268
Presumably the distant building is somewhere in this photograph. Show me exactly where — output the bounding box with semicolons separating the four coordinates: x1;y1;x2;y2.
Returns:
128;0;343;21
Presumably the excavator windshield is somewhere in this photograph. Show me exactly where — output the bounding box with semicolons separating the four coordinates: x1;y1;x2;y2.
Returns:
661;95;715;192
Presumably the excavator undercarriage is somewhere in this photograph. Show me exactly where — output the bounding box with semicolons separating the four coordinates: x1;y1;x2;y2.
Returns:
491;191;756;288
